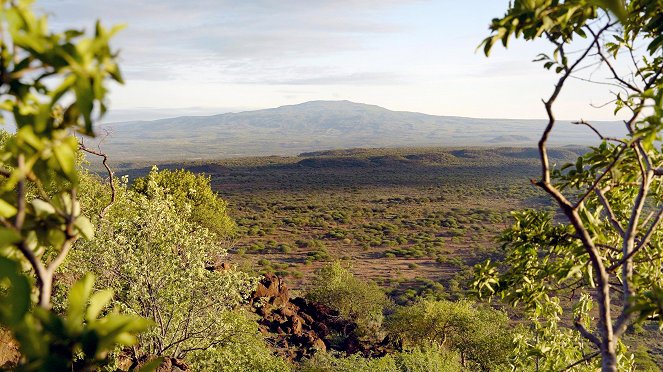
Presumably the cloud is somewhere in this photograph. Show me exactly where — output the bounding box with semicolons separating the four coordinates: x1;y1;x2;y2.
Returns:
38;0;420;86
258;72;408;85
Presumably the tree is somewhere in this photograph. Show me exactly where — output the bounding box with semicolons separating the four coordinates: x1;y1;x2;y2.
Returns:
474;1;663;371
0;1;150;369
299;345;462;372
66;167;257;363
187;311;292;372
131;168;235;238
385;299;512;370
306;262;390;338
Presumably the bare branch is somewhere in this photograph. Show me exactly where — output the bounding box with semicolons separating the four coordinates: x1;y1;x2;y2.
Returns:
79;142;116;220
561;351;600;371
574;145;627;207
536;22;617;363
595;188;625;238
574;320;601;347
571;120;626;144
588;27;643;94
15;154;25;229
608;206;663;272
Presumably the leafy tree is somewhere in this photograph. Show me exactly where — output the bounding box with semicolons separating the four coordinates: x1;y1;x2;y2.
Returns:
0;0;150;369
306;262;390;338
132;168;235;238
475;1;663;370
385;299;511;370
66;167;257;363
299;345;461;372
509;294;634;371
187;311;292;372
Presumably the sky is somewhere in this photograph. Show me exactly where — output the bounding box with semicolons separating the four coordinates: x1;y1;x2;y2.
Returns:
37;1;624;122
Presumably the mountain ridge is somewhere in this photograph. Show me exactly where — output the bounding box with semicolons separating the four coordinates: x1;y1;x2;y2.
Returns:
99;100;624;161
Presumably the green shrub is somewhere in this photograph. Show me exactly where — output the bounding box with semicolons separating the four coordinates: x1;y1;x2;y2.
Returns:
386;299;511;370
299;345;461;372
188;312;292;371
132;168;235;237
306;262;390;338
69;169;257;363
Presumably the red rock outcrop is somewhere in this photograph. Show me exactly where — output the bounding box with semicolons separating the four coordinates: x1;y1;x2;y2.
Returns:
249;273;396;362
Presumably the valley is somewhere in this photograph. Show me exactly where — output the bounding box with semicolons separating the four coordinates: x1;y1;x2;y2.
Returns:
115;146;578;300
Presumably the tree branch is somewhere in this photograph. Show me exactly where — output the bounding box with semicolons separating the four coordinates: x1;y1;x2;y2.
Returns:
595;188;625;238
79;142;116;220
561;350;600;371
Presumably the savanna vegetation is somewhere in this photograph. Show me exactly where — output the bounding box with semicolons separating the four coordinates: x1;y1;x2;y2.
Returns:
1;0;663;372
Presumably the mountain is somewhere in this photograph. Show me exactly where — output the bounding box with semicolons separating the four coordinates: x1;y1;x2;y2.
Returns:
98;100;624;161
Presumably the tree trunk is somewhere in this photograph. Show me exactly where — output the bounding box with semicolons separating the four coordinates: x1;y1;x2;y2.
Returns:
601;344;617;372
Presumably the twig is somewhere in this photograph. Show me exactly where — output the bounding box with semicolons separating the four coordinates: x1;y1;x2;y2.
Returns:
79;142;116;220
559;351;600;371
595;188;625;238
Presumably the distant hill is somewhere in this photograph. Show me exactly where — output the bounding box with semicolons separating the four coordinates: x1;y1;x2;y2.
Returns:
99;100;624;161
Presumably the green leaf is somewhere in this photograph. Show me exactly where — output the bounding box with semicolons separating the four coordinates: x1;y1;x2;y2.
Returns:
74;215;94;240
53;141;77;181
0;199;17;218
590;0;627;22
31;199;55;217
67;273;95;330
0;228;21;248
0;256;31;326
86;289;113;321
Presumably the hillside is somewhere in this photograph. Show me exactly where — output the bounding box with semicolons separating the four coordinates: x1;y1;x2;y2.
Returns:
99;101;624;161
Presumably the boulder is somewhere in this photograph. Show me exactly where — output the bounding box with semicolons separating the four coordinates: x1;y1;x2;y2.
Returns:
248;274;396;362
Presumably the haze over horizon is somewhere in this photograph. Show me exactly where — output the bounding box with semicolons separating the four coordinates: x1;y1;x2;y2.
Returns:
38;1;626;123
103;99;625;124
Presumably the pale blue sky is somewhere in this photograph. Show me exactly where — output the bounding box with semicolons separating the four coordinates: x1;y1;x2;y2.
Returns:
38;1;621;121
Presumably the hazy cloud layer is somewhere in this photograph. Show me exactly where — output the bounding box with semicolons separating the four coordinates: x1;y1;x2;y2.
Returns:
39;1;419;84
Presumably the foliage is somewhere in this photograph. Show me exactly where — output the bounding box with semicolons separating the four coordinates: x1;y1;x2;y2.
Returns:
132;168;235;237
0;0;153;369
299;345;461;372
306;262;390;338
477;0;663;370
187;311;292;372
385;299;512;370
1;258;151;370
66;167;257;361
509;295;635;371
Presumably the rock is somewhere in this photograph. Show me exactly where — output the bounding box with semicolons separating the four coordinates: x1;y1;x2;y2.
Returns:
290;315;304;335
299;312;314;324
257;303;273;316
312;321;330;337
248;273;396;362
253;273;289;301
0;329;20;370
312;338;327;352
205;261;232;272
279;306;297;318
171;358;189;371
290;297;307;309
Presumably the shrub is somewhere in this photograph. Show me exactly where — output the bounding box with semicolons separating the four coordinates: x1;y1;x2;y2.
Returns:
188;312;291;372
132;168;235;237
386;299;511;370
68;168;257;363
306;262;390;338
299;345;461;372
